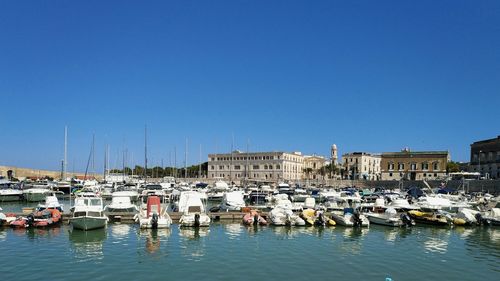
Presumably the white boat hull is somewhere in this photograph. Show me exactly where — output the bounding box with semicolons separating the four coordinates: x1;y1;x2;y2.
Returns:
70;216;108;230
331;212;369;227
366;213;404;227
179;213;210;227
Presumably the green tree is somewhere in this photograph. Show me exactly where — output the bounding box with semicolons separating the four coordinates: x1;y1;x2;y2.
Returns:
446;161;460;173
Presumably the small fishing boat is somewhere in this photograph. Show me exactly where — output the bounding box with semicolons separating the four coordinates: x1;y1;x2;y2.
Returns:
178;191;210;227
408;210;451;226
105;196;139;215
69;197;108;230
220;191;245;211
365;208;414;227
481;208;500;226
135;196;172;229
0;187;23;202
301;208;336;226
331;208;369;227
10;209;62;228
269;205;305;226
242;209;268;226
0;207;16;226
36;195;64;212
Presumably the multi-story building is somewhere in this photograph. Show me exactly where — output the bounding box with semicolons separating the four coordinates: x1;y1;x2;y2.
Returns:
470;136;500;179
303;154;329;180
342;152;381;180
207;151;304;181
380;149;449;180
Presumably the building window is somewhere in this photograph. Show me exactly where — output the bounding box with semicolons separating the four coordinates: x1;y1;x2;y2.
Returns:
234;165;240;170
269;165;273;170
211;166;214;170
388;163;394;170
253;165;259;170
276;164;281;169
433;162;439;170
398;163;404;170
434;173;437;177
421;163;429;170
219;165;224;170
410;163;417;171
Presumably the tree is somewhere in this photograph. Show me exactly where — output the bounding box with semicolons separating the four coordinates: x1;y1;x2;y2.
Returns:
446;161;460;173
303;168;314;180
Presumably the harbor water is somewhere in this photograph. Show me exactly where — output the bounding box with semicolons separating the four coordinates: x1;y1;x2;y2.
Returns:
1;220;498;281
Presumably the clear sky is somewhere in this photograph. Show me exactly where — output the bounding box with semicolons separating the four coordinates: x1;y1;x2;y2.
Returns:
1;0;499;172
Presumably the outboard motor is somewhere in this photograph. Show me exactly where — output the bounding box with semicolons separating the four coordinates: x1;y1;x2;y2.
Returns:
253;214;259;226
353;212;362;227
26;214;35;228
474;213;484;225
194;213;200;227
316;213;325;226
400;213;414;227
151;213;159;229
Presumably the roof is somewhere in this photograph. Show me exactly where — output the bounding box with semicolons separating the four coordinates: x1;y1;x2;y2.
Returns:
382;151;448;156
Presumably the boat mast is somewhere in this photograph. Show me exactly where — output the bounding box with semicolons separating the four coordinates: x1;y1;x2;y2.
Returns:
198;144;202;179
144;125;148;183
63;126;67;181
184;138;188;180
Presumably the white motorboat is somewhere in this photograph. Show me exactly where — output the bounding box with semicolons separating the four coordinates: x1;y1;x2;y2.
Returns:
36;195;64;212
178;191;210;227
220;191;245;211
135;196;172;229
365;208;414;227
481;208;500;226
112;190;139;203
331;208;369;227
0;187;23;202
105;196;139;215
69;197;108;230
386;198;420;211
23;187;53;202
269;205;305;226
207;180;229;201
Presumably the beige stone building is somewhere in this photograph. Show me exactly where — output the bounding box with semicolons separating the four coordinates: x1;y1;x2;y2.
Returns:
303;155;329;180
207;151;304;181
380;149;449;180
342;152;381;180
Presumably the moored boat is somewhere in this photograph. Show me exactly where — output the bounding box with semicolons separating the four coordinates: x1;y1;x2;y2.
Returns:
365;208;414;227
408;210;451;226
331;208;369;227
135;196;172;229
242;209;268;226
10;209;62;228
69;197;108;231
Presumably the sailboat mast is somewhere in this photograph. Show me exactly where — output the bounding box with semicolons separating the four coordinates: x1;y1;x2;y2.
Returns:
184;138;188;180
144;125;148;183
198;144;202;179
63;126;67;180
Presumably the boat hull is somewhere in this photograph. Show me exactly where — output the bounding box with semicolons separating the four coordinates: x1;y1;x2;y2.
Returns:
24;192;48;202
0;194;22;202
70;216;107;230
366;214;403;227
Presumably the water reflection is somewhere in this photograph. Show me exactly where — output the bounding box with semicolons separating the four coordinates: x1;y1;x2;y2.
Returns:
25;226;62;239
179;227;209;261
382;227;413;243
336;227;369;255
111;224;131;239
179;227;210;240
422;228;450;254
140;229;171;255
224;223;243;240
69;228;106;261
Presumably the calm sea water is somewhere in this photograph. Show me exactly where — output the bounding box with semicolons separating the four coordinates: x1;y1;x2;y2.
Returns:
1;200;499;281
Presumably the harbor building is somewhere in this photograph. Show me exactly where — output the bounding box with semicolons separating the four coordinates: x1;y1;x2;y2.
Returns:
303;154;329;180
380;149;449;180
208;151;304;181
470;136;500;179
342;152;381;180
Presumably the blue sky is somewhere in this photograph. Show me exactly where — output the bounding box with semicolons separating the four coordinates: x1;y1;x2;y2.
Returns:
1;0;499;172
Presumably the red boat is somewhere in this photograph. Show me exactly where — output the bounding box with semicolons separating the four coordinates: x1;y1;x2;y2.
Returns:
10;209;62;228
242;210;268;226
